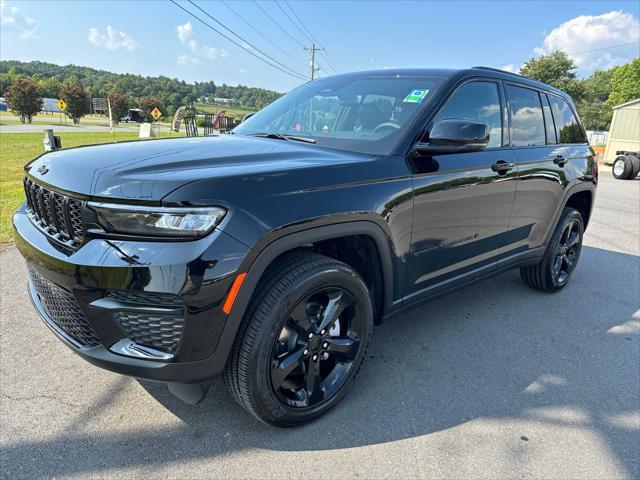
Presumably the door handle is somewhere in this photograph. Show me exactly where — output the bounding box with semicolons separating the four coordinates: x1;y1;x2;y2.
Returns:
553;155;568;166
491;160;515;174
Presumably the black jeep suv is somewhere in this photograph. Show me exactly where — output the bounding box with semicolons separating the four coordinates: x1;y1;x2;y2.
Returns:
14;68;597;426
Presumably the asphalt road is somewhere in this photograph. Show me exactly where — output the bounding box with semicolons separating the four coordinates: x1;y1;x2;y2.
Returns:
1;171;638;479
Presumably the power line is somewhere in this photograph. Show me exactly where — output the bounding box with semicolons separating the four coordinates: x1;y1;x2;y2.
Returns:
277;0;337;73
252;0;305;49
169;0;307;81
271;0;338;75
283;0;339;72
492;41;640;69
275;1;313;45
220;0;307;69
185;0;307;79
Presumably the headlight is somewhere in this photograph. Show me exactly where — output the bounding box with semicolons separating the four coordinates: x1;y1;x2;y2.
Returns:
87;202;226;238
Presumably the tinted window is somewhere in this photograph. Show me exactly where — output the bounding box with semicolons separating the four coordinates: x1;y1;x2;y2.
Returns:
234;76;442;155
508;85;545;147
549;95;586;144
433;81;502;148
541;93;557;144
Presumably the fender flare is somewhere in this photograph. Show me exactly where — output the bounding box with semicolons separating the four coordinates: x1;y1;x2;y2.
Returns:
213;220;396;364
543;181;596;245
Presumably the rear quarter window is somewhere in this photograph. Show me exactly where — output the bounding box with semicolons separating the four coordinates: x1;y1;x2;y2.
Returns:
549;95;587;144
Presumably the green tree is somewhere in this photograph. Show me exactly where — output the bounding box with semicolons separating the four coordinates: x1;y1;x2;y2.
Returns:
520;51;583;101
36;76;63;98
607;58;640;107
106;91;129;124
138;96;161;122
0;59;281;114
5;77;42;123
576;68;616;130
59;80;90;124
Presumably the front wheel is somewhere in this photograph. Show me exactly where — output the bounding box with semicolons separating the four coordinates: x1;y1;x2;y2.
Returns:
224;253;373;426
520;208;584;292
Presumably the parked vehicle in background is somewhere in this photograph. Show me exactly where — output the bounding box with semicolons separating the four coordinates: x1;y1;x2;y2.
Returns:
13;67;597;426
120;108;144;123
603;98;640;166
612;151;640;180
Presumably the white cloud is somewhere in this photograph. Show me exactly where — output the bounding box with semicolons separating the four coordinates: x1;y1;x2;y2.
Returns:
88;25;138;51
1;0;38;39
175;22;228;64
201;46;228;60
177;54;202;66
500;64;520;73
534;11;640;73
239;68;249;74
176;22;193;45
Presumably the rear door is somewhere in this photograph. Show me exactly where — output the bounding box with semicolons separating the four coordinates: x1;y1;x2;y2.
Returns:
405;79;518;299
505;85;588;257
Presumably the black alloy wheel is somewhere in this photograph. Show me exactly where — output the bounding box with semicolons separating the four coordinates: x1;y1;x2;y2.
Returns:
270;288;363;409
552;217;581;286
224;252;373;426
520;207;584;292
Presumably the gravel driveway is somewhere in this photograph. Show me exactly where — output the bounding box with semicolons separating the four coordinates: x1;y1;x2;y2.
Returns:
1;171;638;479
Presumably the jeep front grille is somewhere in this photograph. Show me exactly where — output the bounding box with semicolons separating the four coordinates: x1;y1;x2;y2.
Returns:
23;177;84;248
28;266;101;348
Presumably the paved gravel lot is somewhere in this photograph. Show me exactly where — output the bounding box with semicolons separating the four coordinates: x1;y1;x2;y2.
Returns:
1;171;638;479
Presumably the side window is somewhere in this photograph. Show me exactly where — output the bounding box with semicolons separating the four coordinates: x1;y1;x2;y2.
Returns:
541;93;557;144
433;81;502;148
507;85;546;147
549;95;587;144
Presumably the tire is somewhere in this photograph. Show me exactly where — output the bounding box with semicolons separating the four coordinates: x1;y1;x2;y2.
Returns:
612;155;634;179
629;156;640;179
520;208;584;292
224;252;373;427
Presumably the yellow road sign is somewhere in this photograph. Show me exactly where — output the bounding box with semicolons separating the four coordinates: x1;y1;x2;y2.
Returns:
57;99;67;111
150;107;162;121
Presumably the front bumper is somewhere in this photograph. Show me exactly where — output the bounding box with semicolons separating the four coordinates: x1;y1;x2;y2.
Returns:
13;204;250;383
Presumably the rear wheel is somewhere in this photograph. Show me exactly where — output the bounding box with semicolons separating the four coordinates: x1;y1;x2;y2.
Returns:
224;252;373;426
520;208;584;292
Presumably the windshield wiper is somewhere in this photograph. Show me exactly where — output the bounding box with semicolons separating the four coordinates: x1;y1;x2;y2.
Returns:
249;133;316;144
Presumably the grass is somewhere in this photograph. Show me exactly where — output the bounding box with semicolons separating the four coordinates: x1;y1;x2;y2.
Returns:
193;103;256;119
0;131;184;245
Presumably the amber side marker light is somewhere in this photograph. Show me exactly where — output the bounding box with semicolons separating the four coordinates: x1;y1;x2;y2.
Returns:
222;272;247;314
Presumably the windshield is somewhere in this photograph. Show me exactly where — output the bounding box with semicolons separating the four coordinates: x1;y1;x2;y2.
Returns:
233;75;443;155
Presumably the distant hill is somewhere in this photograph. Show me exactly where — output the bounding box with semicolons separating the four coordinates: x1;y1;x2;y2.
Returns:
0;60;281;116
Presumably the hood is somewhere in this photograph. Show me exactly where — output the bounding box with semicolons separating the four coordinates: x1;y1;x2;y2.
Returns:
25;135;367;201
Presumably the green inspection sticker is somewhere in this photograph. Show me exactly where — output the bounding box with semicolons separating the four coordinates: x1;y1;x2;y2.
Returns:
403;89;429;103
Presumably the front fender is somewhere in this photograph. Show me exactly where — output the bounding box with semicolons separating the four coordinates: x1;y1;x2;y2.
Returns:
211;220;400;370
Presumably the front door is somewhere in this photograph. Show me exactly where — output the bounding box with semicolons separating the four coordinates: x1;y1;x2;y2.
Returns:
405;80;518;299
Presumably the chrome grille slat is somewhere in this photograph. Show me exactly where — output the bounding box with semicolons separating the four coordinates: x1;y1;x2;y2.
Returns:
23;177;84;249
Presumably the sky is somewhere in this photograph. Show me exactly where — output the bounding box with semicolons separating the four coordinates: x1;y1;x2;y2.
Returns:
1;0;639;93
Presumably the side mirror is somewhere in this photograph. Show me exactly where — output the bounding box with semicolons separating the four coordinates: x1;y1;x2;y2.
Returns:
415;119;489;154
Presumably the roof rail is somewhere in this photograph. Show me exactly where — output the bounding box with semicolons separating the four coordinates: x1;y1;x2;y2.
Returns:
472;66;530;79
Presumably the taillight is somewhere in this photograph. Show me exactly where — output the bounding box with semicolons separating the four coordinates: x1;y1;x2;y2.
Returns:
591;160;598;184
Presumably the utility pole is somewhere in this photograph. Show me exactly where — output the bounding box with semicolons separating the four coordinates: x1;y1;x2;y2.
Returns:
304;43;323;80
